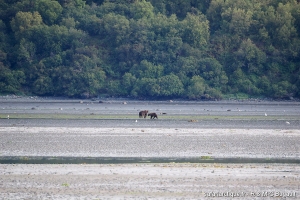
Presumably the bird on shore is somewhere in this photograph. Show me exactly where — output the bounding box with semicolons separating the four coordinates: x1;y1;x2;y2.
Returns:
7;115;9;119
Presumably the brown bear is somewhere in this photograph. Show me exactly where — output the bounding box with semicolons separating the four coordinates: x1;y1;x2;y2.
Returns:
139;110;148;118
148;112;158;119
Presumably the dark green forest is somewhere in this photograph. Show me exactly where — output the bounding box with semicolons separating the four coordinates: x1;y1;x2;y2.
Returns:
1;0;300;100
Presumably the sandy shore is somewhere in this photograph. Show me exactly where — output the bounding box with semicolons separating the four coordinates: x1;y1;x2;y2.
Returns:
1;127;299;158
1;163;299;199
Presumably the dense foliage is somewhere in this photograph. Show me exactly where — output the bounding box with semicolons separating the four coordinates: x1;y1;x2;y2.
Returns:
1;0;300;99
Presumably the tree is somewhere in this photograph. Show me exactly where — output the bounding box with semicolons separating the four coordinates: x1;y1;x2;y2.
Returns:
32;76;54;95
122;72;137;95
130;60;164;79
101;13;130;45
221;7;253;36
23;25;70;57
135;77;160;97
58;0;86;8
131;0;154;19
158;74;184;97
175;56;199;77
234;38;266;74
272;81;295;98
181;12;209;50
206;0;223;33
187;75;206;99
0;64;25;94
17;38;36;64
198;57;228;87
10;11;42;39
60;17;77;29
36;0;63;25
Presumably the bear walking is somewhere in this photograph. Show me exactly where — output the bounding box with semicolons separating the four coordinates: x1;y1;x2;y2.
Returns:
139;110;148;118
148;113;158;119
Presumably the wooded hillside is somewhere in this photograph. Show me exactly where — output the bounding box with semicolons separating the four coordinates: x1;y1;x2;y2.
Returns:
1;0;300;99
